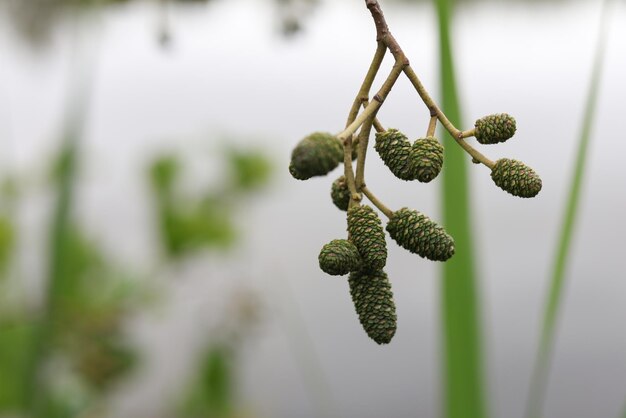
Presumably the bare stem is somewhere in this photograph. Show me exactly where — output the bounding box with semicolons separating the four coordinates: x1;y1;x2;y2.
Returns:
343;135;361;208
403;66;461;137
355;114;375;191
364;0;497;168
460;128;476;138
362;186;394;218
455;135;495;169
427;115;438;137
372;117;385;133
361;100;385;133
337;60;404;142
346;42;387;128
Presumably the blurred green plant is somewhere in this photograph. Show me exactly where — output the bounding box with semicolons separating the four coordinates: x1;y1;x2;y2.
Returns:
0;141;272;418
148;147;272;258
526;1;613;417
178;289;263;418
183;345;235;418
436;0;488;416
0;216;13;277
147;145;272;418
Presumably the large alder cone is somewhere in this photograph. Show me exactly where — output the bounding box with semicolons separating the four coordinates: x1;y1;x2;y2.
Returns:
289;132;343;180
491;158;542;198
474;113;517;144
411;137;444;183
348;269;397;345
347;205;387;271
374;129;415;181
474;113;516;144
386;208;455;261
318;239;362;276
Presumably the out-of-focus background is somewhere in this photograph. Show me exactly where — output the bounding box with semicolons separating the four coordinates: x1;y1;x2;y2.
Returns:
0;0;625;418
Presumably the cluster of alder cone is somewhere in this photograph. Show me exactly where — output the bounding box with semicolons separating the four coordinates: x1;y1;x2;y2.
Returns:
289;0;542;345
289;114;542;345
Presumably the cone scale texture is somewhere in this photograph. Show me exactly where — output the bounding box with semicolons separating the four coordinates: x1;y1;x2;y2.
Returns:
491;158;542;198
474;113;516;144
349;270;397;344
411;137;444;183
318;239;362;276
289;132;343;180
374;129;414;181
330;176;350;211
386;208;455;261
347;205;387;271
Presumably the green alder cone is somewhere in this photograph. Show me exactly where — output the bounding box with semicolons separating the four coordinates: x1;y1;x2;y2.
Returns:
330;176;350;211
349;269;397;345
491;158;542;198
289;132;343;180
318;239;362;276
347;205;387;271
474;113;516;144
410;137;444;183
386;208;455;261
374;129;415;181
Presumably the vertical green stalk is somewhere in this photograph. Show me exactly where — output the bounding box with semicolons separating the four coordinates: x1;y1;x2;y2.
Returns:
436;0;488;418
26;103;87;418
525;2;612;418
23;17;96;416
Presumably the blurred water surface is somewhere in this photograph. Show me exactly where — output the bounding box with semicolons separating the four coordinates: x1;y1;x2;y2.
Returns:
1;1;625;418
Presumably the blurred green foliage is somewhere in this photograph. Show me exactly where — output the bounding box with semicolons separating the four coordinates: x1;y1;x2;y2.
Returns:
226;148;273;193
0;132;271;418
437;0;487;416
182;346;235;418
0;217;13;276
150;155;236;256
0;320;37;411
149;148;272;258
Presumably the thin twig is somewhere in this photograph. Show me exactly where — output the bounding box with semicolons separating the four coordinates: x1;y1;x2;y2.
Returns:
346;42;387;128
361;100;385;133
372;117;385;133
338;59;406;200
364;0;496;168
362;186;394;218
343;135;361;208
426;115;438;137
460;128;475;138
455;135;495;169
355;114;375;191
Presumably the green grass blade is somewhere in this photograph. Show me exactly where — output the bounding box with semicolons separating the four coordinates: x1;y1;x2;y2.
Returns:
24;114;84;418
525;2;613;417
22;36;95;416
436;1;488;417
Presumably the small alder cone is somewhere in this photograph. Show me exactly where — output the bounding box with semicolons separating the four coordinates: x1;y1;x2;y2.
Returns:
474;113;516;144
330;176;350;211
348;269;397;344
318;239;362;276
347;205;387;271
386;208;455;261
491;158;542;198
411;137;444;183
374;129;414;181
289;132;343;180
